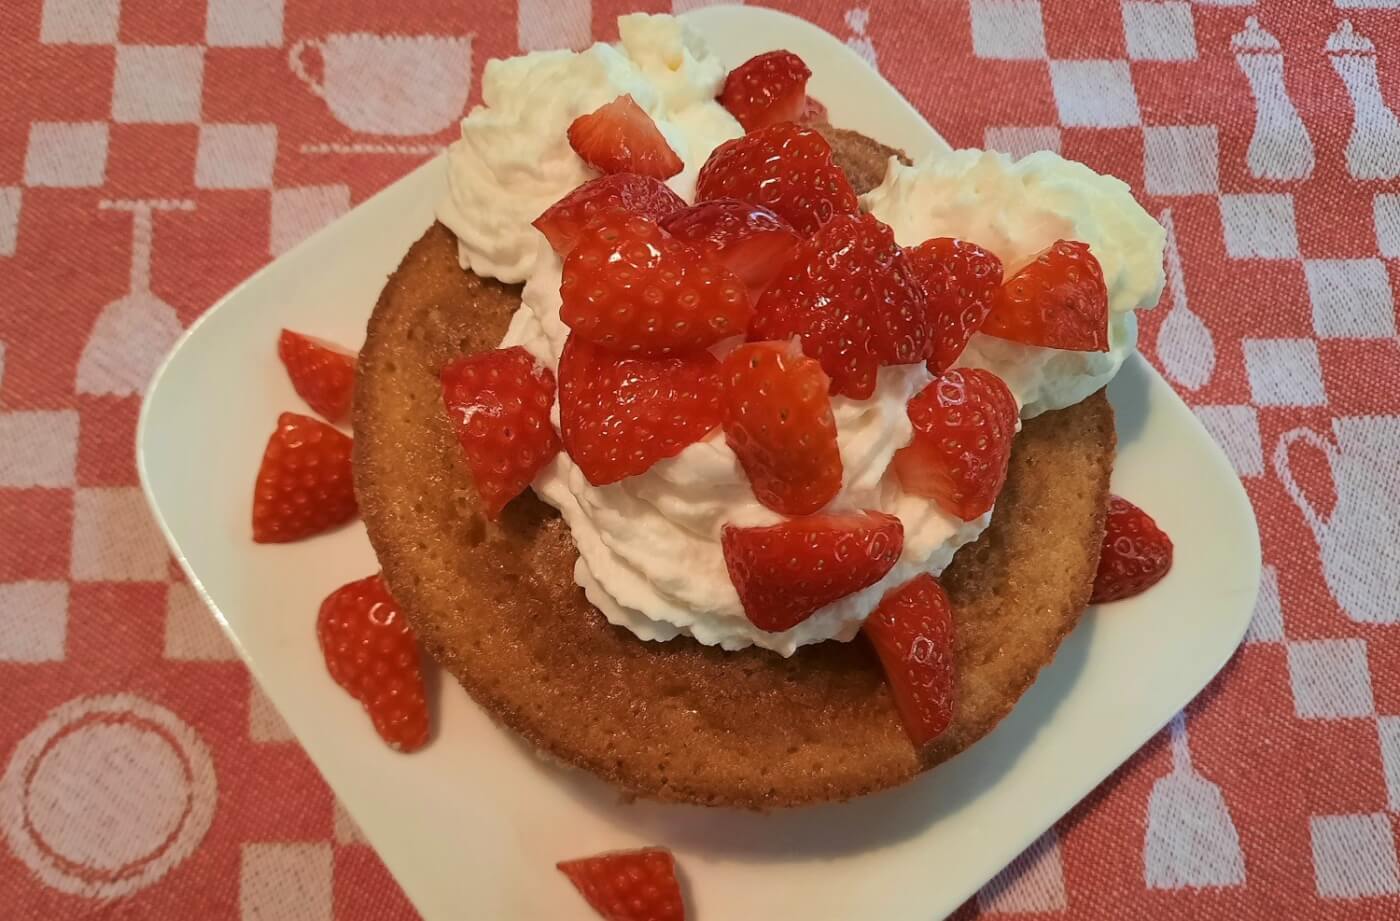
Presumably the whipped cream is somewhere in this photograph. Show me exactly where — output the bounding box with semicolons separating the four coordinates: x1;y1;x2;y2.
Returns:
441;15;1165;655
863;150;1165;418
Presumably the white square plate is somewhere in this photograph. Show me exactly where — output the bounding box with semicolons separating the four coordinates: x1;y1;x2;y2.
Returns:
139;7;1261;919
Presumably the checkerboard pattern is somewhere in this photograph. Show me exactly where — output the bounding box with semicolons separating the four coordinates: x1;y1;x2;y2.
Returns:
1;0;1397;918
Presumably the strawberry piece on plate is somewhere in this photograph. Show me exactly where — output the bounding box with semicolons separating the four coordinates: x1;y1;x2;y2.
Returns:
721;340;841;516
981;239;1109;351
719;49;812;133
893;369;1018;521
441;346;560;520
696;122;858;235
864;573;956;751
559;335;723;486
316;574;429;753
904;238;1003;374
722;511;903;632
557;847;686;921
560;211;750;356
533;173;686;256
1091;495;1174;603
660;198;801;295
750;212;930;399
568;94;683;181
251;411;357;543
278;330;356;424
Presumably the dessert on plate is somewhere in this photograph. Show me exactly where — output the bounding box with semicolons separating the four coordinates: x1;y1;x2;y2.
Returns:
252;14;1173;825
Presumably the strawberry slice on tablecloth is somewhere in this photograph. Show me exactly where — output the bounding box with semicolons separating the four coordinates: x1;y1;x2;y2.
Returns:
441;345;560;520
569;94;683;180
981;239;1109;351
864;572;957;752
560;211;750;357
558;335;723;486
722;511;904;633
533;173;686;256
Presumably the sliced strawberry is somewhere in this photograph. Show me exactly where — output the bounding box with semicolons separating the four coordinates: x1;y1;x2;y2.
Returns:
659;198;801;295
750;212;930;399
557;848;685;921
722;511;903;632
568;94;682;181
904;238;1003;374
251;411;357;543
560;211;750;357
864;573;956;751
441;346;560;520
277;330;356;424
695;122;858;235
801;96;829;125
893;369;1017;521
316;574;429;752
1091;496;1174;603
533;173;686;256
721;340;841;516
718;49;812;133
559;335;723;486
981;239;1109;351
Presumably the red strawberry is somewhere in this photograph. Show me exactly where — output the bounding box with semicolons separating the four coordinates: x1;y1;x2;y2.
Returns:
864;573;956;751
721;340;841;516
557;848;685;921
750;212;930;399
722;511;903;632
316;574;429;753
559;335;723;486
904;238;1003;374
1091;496;1174;603
251;411;357;543
560;211;750;357
277;329;356;424
568;95;683;181
696;122;858;235
719;50;812;133
893;369;1017;521
660;198;801;295
533;173;686;256
441;346;560;520
981;239;1109;351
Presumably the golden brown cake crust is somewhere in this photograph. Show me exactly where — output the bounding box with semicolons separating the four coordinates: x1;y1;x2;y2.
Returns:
353;132;1115;810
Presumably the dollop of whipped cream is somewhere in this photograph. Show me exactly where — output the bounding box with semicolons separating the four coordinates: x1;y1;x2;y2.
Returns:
440;14;1165;656
437;14;741;282
863;150;1166;417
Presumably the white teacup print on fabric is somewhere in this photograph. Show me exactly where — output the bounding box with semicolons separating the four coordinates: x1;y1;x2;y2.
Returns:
290;33;473;136
1273;416;1400;624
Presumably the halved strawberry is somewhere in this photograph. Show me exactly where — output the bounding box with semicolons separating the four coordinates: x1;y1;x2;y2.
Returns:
277;329;356;424
251;411;357;542
441;346;560;520
721;340;841;516
560;211;750;357
533;173;686;256
750;212;930;399
893;369;1017;521
864;573;956;752
981;239;1109;351
559;335;723;486
695;122;858;235
719;50;812;133
1091;496;1174;603
722;511;903;632
316;574;429;753
904;238;1003;374
568;94;683;181
660;198;801;295
557;848;686;921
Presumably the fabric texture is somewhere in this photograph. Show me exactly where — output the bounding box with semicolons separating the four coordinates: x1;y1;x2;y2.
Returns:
2;0;1398;918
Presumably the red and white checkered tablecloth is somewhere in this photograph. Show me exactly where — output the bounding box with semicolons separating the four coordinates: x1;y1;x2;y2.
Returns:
2;0;1398;918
